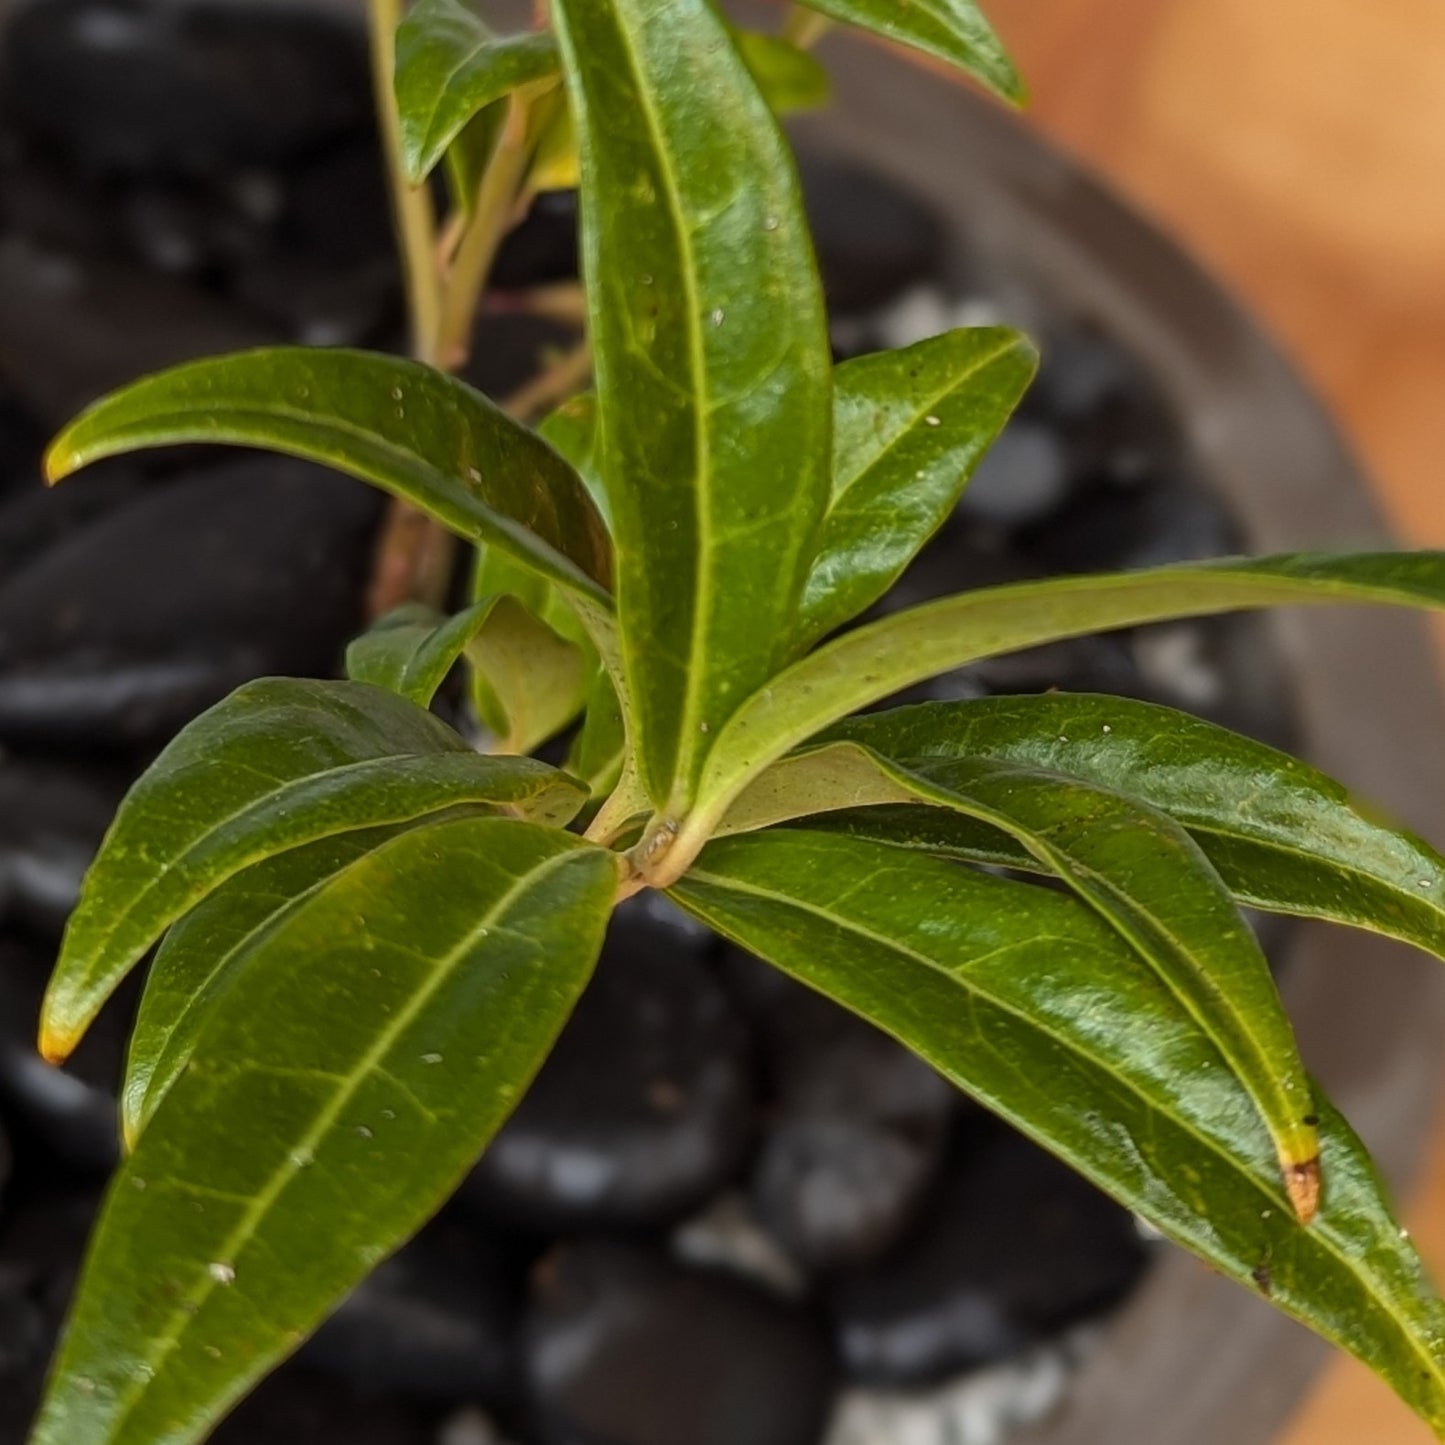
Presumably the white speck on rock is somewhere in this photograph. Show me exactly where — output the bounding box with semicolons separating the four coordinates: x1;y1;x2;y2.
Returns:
824;1331;1095;1445
671;1193;806;1299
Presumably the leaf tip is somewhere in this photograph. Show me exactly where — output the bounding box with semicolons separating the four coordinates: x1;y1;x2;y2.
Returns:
38;1016;80;1065
42;436;79;486
1284;1154;1322;1225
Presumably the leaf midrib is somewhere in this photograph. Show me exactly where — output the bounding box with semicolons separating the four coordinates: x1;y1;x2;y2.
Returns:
604;6;714;797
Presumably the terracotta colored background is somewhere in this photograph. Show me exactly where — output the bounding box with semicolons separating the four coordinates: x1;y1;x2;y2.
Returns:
971;2;1445;1439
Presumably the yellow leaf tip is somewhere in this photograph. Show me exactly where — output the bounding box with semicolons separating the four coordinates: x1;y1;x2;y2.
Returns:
42;441;75;486
1285;1156;1322;1225
37;1019;79;1065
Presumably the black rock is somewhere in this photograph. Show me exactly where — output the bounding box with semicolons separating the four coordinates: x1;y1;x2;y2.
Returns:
0;938;130;1174
0;385;47;504
0;0;372;179
305;1210;525;1408
492;190;581;291
720;951;954;1273
1021;472;1240;577
959;421;1074;529
0;1191;99;1439
465;901;756;1231
0;759;126;937
233;139;399;346
0;467;151;585
521;1241;836;1445
0;459;384;750
0;236;276;425
461;314;584;408
801;157;946;315
210;1362;436;1445
826;1119;1149;1385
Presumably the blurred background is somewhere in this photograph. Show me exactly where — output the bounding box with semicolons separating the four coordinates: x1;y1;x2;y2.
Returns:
982;3;1445;1439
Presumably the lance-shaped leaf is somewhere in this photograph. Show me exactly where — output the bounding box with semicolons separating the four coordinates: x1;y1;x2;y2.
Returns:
45;347;613;606
123;828;423;1146
797;327;1036;649
395;0;561;184
795;0;1023;103
41;679;586;1061
692;552;1445;840
33;817;618;1445
553;0;833;809
821;746;1323;1214
670;830;1445;1434
812;694;1445;962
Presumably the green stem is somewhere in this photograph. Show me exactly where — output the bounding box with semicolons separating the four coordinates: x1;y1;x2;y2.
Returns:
368;0;443;364
437;94;539;370
782;7;833;49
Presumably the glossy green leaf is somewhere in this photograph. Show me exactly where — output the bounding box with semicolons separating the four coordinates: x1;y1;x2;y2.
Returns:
797;327;1036;649
395;0;561;184
818;743;1321;1212
670;830;1445;1433
812;693;1445;962
731;29;831;116
796;0;1023;103
346;601;494;707
124;829;423;1146
41;679;586;1060
45;347;613;607
553;0;833;809
34;817;618;1445
691;552;1445;841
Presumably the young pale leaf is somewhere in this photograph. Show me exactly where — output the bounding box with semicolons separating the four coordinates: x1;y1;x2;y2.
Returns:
33;817;618;1445
794;0;1023;103
394;0;560;184
346;601;495;707
670;830;1445;1434
123;828;427;1146
44;347;613;607
730;29;831;116
466;594;591;754
553;0;833;810
813;694;1445;963
797;327;1036;649
692;552;1445;841
41;679;586;1061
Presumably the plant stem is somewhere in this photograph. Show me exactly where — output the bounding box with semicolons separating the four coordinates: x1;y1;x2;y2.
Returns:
368;0;442;364
437;93;539;371
782;7;833;49
502;339;593;424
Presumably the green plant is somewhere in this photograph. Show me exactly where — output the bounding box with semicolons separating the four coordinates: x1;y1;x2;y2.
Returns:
25;0;1445;1439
